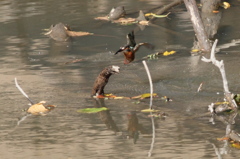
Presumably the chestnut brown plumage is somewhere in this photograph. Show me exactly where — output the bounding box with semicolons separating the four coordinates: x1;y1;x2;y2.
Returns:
92;65;120;96
115;31;154;64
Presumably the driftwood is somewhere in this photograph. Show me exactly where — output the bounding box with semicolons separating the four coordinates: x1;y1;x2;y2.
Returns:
184;0;211;52
201;39;238;110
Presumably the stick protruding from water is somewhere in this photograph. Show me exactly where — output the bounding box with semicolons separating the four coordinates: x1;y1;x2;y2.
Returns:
142;60;153;109
15;78;34;105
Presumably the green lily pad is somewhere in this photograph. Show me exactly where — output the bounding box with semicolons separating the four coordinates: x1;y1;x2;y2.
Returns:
77;107;109;113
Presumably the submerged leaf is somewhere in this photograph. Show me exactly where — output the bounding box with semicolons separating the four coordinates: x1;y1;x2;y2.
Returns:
141;109;160;113
163;51;176;56
77;107;108;113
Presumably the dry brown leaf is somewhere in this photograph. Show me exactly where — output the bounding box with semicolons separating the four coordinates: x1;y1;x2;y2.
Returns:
27;101;56;115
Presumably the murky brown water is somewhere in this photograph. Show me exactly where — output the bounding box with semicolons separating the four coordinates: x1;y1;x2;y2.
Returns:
1;0;240;158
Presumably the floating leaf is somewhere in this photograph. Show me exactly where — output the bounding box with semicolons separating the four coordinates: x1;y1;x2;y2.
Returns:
141;109;160;113
222;2;230;9
94;16;109;21
217;137;229;141
93;94;130;99
231;142;240;149
191;49;200;53
214;102;229;105
212;10;219;13
77;107;108;113
131;93;158;99
27;101;56;115
145;12;170;18
163;51;176;56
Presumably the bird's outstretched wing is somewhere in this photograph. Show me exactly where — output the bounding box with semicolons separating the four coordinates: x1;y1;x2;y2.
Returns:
126;31;136;47
134;42;154;52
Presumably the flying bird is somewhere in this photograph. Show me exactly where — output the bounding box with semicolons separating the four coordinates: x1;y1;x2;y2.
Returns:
115;31;153;64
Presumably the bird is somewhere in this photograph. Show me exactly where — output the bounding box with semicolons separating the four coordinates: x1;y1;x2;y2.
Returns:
115;31;153;64
92;65;120;97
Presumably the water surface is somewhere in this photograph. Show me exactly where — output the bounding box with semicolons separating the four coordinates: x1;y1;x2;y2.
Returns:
1;0;240;158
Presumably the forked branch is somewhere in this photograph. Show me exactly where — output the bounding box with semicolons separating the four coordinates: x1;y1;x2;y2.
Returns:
201;39;238;110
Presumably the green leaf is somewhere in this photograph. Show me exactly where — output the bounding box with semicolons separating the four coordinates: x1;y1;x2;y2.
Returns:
77;107;109;113
131;93;158;99
141;109;160;113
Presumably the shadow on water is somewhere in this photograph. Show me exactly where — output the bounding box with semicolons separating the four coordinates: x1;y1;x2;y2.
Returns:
1;0;240;158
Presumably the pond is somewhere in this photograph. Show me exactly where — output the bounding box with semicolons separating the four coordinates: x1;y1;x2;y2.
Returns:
0;0;240;158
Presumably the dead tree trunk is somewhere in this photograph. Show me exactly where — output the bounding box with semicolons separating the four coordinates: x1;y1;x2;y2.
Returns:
184;0;211;52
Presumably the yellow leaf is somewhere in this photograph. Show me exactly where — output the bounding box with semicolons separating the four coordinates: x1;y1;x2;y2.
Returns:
214;102;229;105
145;12;170;18
231;143;240;149
163;51;176;56
131;93;158;99
145;13;154;16
104;93;115;97
141;109;160;113
113;96;130;99
223;2;230;9
191;49;200;53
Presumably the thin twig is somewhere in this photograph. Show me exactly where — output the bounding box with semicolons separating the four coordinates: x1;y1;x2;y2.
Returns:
142;61;153;109
142;61;156;156
15;78;34;105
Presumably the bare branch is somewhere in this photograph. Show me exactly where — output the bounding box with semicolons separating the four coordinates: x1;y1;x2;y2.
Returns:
201;40;230;93
142;60;153;109
201;40;238;109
